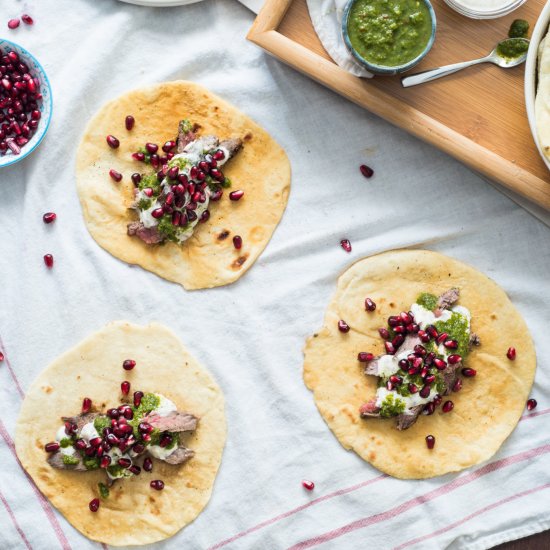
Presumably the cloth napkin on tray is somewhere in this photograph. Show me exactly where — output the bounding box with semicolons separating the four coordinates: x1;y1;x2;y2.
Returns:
0;0;549;549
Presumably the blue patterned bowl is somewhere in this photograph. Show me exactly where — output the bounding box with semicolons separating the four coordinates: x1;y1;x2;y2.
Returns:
0;38;53;168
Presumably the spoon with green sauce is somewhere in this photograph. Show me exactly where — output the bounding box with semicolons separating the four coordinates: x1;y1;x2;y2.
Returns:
401;38;529;88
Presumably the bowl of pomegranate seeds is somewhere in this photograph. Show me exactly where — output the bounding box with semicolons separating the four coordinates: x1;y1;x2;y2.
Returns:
0;38;52;167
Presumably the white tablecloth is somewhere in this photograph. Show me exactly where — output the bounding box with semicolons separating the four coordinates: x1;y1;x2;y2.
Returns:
1;1;549;549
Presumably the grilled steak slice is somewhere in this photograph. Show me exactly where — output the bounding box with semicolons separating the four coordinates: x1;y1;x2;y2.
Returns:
359;399;380;418
396;405;423;430
163;446;195;465
442;361;461;395
146;411;198;432
219;137;243;159
47;452;88;472
127;221;164;245
176;120;200;152
401;334;421;350
61;413;98;432
437;288;460;312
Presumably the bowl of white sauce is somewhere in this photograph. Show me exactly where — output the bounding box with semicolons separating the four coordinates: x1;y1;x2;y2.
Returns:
443;0;526;19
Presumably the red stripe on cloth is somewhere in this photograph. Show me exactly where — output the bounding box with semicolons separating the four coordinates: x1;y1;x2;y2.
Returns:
394;482;550;550
520;407;550;421
207;475;387;550
288;444;550;550
0;336;25;399
0;489;33;550
0;420;72;550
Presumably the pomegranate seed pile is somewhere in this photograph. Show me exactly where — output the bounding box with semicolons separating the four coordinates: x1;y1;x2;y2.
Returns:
0;48;42;156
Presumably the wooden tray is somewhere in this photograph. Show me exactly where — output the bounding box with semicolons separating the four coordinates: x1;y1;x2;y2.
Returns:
247;0;550;210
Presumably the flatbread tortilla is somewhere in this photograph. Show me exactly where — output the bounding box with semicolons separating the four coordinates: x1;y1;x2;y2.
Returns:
303;250;536;479
16;321;226;545
76;81;291;289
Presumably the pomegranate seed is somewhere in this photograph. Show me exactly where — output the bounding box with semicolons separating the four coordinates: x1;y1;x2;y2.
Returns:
82;397;92;413
302;480;315;491
340;239;352;253
21;14;33;25
100;455;111;469
461;368;476;378
389;375;402;385
448;354;462;365
139;422;153;434
75;439;86;450
394;325;406;335
392;334;404;348
387;316;401;327
123;359;136;371
213;149;225;161
106;135;120;149
233;235;242;249
420;366;429;378
408;383;418;394
123;407;134;420
106;433;120;446
414;345;427;357
43;212;56;224
364;297;376;311
118;458;131;468
426;325;438;338
132;152;145;161
89;498;100;512
125;115;135;131
200;210;210;223
109;169;122;182
65;421;77;435
162;140;176;153
507;347;516;360
134;391;144;408
442;400;454;413
0;352;3;362
424;402;435;415
433;394;442;406
132;443;145;454
143;457;153;472
121;381;130;395
378;328;390;339
444;339;458;349
150;480;164;491
425;352;435;366
399;312;412;324
418;331;430;343
424;374;436;384
84;446;96;457
149;154;160;168
229;190;244;201
90;437;102;447
159;434;173;448
43;254;54;268
131;173;141;186
526;398;537;411
433;358;447;370
151;208;164;219
357;352;374;362
384;341;396;355
44;442;60;452
452;378;462;392
359;164;374;178
436;333;448;345
425;435;435;449
338;320;350;333
129;465;141;475
145;142;158;154
7;18;20;30
419;385;431;398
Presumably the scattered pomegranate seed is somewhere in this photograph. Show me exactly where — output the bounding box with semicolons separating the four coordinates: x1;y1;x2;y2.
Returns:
442;400;454;413
359;164;374;178
122;359;136;371
338;320;350;333
125;115;135;131
106;135;120;149
0;351;4;362
121;381;130;395
162;140;176;153
109;169;122;182
82;397;92;413
150;480;164;491
507;347;516;360
143;457;153;472
7;18;20;29
232;235;242;250
43;212;56;224
461;368;476;378
302;480;315;491
340;239;352;253
44;442;60;452
134;391;144;408
229;190;244;201
21;14;33;25
526;399;537;411
425;435;435;449
357;352;374;362
365;297;376;311
43;254;54;268
131;173;141;187
89;498;100;512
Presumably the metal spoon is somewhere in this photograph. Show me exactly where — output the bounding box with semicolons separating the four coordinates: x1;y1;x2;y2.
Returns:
401;38;529;88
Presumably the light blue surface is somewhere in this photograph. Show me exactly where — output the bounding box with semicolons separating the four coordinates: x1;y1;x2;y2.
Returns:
0;38;53;168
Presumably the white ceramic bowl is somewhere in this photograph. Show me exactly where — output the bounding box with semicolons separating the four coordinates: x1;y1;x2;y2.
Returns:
525;0;550;171
0;38;53;169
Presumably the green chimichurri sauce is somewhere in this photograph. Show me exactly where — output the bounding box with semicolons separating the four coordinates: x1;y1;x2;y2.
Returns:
347;0;432;67
62;454;80;465
508;19;529;39
496;38;529;61
416;292;438;311
434;311;470;358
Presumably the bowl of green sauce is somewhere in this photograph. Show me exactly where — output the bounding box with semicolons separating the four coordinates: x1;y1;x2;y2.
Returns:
343;0;437;75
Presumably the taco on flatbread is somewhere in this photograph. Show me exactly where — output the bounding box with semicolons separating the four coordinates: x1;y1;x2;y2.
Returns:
303;250;536;479
15;321;226;546
76;81;290;289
